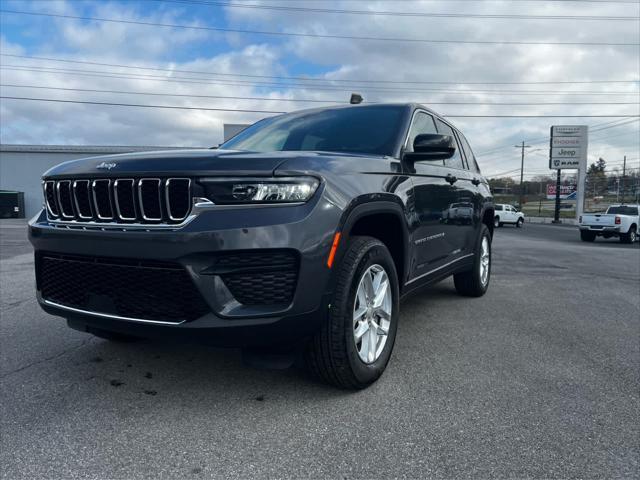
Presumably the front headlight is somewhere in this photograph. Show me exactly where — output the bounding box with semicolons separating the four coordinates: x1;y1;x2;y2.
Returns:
200;177;319;204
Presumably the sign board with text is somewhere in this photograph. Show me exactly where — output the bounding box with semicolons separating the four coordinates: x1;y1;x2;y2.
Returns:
546;184;576;200
549;125;588;170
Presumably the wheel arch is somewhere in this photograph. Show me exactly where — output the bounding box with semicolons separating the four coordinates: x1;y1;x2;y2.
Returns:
335;199;410;291
482;206;496;237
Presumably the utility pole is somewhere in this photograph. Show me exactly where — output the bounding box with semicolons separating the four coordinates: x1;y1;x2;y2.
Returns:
515;141;530;209
622;155;627;204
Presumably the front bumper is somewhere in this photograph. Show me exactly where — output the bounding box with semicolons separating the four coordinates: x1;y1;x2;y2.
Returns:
28;194;342;347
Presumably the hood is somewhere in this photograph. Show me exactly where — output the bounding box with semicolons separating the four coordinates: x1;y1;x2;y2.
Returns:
43;148;389;179
43;149;294;178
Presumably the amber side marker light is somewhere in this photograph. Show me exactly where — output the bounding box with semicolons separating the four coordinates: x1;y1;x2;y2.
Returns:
327;232;342;268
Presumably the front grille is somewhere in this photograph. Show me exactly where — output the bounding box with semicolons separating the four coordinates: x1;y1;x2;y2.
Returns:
43;178;192;224
210;250;299;306
38;253;210;323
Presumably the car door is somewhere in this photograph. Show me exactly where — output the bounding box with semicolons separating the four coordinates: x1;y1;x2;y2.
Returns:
404;110;470;280
434;119;480;256
505;205;516;223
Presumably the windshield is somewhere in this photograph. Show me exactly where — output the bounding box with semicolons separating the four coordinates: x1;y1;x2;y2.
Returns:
221;105;406;156
607;206;638;215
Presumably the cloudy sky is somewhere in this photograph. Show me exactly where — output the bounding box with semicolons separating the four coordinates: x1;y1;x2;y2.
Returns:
1;0;638;178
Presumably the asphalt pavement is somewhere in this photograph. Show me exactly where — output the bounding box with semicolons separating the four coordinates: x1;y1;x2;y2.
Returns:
1;219;638;479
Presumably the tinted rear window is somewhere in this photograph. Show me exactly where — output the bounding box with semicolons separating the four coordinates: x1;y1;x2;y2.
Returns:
607;206;638;215
221;106;406;156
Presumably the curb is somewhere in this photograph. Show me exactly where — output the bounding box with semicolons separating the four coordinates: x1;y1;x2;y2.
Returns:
526;217;578;226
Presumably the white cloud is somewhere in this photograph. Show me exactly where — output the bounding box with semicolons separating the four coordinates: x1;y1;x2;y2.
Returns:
0;0;638;175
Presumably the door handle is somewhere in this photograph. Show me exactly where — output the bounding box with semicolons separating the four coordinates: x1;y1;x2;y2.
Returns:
471;178;481;186
445;174;458;185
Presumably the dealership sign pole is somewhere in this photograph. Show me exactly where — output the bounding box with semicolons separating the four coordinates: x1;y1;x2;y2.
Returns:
549;125;588;223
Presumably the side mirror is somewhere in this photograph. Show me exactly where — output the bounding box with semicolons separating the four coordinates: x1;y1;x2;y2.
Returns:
404;134;456;162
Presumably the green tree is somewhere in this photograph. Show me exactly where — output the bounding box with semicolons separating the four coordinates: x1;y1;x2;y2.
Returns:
587;157;606;174
587;158;607;196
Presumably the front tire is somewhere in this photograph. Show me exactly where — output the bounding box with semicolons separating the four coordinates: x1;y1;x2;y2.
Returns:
306;236;399;389
516;218;524;228
454;224;491;297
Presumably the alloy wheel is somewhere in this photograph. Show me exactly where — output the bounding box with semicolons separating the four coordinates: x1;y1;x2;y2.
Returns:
352;264;392;364
479;236;490;286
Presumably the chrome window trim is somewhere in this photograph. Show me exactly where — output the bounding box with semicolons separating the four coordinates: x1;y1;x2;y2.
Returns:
92;179;114;220
56;180;75;219
72;180;93;220
402;108;438;154
138;178;163;221
43;180;59;218
113;179;137;221
165;178;191;221
42;299;186;326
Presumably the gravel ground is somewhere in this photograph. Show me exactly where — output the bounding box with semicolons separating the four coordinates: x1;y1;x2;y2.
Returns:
1;219;638;479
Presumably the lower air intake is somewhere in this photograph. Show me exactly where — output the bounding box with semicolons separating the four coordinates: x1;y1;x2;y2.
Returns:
38;253;210;323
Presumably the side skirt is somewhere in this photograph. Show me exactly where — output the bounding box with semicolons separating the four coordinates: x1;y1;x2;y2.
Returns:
400;253;475;299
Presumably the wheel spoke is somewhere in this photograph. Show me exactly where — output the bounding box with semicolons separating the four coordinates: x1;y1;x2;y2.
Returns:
376;322;389;336
353;304;367;323
367;327;378;362
362;270;375;299
354;321;369;341
372;278;389;309
375;307;391;321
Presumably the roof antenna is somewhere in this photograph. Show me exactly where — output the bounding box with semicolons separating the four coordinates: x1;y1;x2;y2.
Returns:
350;93;363;105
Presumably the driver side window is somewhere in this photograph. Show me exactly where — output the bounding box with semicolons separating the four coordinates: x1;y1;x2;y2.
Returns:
406;112;437;154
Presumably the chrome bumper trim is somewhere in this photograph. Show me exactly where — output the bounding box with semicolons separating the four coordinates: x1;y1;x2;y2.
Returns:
43;300;186;326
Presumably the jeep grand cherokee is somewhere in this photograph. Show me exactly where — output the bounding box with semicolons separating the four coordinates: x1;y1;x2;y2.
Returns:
29;104;495;389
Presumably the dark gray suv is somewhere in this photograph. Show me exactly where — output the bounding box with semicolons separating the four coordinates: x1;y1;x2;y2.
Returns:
29;103;495;388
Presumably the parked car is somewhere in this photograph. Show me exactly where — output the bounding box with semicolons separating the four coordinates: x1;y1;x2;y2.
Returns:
579;204;639;243
494;204;524;228
28;103;495;389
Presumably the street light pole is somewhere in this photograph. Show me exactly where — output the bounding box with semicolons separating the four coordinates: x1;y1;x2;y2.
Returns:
515;141;530;209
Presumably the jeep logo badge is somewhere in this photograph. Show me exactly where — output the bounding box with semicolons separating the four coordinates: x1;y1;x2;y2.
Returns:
96;161;117;170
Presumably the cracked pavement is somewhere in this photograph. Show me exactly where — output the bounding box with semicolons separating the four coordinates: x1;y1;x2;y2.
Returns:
1;219;638;479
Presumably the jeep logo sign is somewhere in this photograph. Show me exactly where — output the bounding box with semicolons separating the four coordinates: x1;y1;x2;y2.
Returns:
549;125;588;171
96;161;117;170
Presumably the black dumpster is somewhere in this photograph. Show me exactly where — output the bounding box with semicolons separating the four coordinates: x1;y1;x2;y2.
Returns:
0;191;25;218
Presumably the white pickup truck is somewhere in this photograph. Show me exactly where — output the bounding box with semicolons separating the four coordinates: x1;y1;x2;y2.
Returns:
579;204;639;243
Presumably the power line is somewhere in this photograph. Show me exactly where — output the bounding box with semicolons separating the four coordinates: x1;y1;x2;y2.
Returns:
477;118;640;156
0;96;286;114
2;84;639;106
1;9;637;46
2;96;640;117
3;65;638;96
3;54;637;86
153;0;640;21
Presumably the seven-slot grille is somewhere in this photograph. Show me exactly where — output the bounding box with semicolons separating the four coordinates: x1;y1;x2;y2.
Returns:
43;178;192;224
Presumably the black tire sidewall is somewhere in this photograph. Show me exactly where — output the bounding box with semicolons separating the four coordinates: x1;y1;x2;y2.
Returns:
341;241;399;384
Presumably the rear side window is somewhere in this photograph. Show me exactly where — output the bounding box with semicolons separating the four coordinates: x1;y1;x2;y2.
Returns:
607;206;638;215
496;205;503;211
458;133;481;173
435;119;465;170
